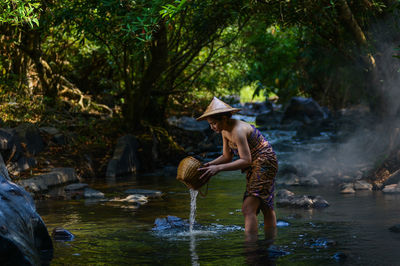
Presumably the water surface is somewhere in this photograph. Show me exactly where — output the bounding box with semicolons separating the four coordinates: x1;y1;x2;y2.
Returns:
36;170;400;265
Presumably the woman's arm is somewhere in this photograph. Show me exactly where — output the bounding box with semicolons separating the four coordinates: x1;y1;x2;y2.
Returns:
199;126;252;179
203;136;233;166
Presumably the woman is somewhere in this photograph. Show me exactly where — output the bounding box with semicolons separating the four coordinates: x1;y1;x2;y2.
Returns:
197;97;278;238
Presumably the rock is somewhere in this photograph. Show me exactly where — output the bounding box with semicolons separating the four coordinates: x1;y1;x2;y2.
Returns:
255;111;281;128
17;167;79;193
0;129;15;150
111;194;148;204
353;180;372;191
7;156;37;175
340;183;355;194
167;116;209;132
276;189;294;198
276;220;290;227
305;238;336;248
124;189;163;198
276;174;300;186
332;252;347;262
296;124;323;139
241;101;273;116
52;227;74;241
39;127;60;135
382;183;400;193
276;174;319;187
152;216;188;231
282;97;328;125
300;176;320;186
64;183;89;191
14;123;45;155
106;134;140;177
290;195;314;208
310;195;330;208
0;128;23;162
52;134;67;145
0;154;53;265
389;224;400;233
84;188;105;198
275;189;329;209
383;169;400;186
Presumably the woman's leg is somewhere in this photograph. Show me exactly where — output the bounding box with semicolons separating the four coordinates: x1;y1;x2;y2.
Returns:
262;207;276;229
242;196;260;238
260;206;277;245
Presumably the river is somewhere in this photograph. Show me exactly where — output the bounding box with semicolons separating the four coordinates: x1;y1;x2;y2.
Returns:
35;124;400;265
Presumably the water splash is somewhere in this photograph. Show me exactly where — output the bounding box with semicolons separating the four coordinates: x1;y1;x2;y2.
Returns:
189;189;198;233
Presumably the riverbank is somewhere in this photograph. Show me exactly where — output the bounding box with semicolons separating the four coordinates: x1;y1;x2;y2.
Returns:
2;98;400;199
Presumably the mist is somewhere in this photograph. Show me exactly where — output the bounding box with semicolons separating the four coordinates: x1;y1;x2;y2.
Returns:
283;17;400;186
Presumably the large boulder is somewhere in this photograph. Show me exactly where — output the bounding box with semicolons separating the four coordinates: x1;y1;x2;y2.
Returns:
167;116;209;132
0;155;53;265
167;116;220;153
282;97;328;125
14;123;45;155
106;135;140;177
276;189;329;209
255;111;281;129
17;167;79;193
240;101;273;116
0;128;24;162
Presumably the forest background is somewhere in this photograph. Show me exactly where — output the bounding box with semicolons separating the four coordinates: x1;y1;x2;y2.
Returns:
1;0;400;175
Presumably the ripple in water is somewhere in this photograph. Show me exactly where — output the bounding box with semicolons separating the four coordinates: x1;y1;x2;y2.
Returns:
152;188;243;240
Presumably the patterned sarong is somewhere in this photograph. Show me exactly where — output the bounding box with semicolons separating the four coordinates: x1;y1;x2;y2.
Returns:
229;125;278;211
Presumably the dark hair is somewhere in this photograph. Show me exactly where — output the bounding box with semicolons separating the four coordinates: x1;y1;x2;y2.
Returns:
209;112;232;121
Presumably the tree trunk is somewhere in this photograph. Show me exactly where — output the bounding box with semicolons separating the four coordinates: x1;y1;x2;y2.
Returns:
123;21;168;129
337;0;386;115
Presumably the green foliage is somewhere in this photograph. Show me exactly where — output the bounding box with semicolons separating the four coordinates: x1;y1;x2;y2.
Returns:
0;0;40;27
160;0;187;19
0;0;398;128
241;22;303;103
0;92;44;124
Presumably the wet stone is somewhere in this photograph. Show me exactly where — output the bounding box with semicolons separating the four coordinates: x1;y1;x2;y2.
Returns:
276;220;290;227
382;183;400;193
310;195;330;208
124;189;163;198
64;183;88;191
276;189;329;209
389;224;400;233
332;252;347;262
52;227;74;241
84;188;105;198
153;216;188;231
305;238;336;249
266;246;291;258
340;183;355;194
353;180;372;191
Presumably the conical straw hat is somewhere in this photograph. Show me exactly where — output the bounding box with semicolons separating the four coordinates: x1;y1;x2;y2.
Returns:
196;97;241;121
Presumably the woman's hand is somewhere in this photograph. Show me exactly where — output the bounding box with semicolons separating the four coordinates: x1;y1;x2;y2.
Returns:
198;165;220;180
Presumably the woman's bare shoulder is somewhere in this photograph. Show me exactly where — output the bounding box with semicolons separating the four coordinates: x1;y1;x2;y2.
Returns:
232;120;252;138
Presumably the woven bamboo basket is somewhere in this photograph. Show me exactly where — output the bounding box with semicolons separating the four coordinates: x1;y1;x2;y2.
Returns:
176;156;207;190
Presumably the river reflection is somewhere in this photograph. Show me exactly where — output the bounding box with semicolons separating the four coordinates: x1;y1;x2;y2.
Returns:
34;171;400;265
